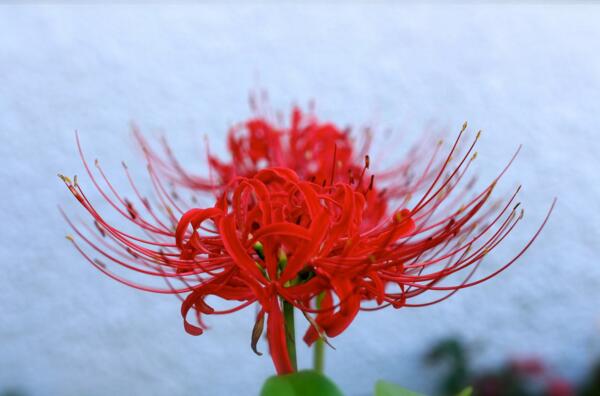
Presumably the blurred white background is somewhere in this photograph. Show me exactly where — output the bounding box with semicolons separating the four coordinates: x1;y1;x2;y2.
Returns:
1;3;599;396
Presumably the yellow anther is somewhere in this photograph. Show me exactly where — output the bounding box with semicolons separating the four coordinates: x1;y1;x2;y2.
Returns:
58;174;72;184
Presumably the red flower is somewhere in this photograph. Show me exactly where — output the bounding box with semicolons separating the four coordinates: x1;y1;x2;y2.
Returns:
60;104;554;375
547;378;575;396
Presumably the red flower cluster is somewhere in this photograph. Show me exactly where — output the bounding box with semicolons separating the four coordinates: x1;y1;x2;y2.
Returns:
60;102;554;374
134;103;437;229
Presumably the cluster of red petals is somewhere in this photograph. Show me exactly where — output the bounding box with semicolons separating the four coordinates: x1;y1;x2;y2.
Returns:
134;104;420;229
61;103;554;375
136;105;368;190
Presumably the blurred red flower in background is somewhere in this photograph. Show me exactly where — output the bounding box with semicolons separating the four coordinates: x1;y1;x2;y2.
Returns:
60;99;554;374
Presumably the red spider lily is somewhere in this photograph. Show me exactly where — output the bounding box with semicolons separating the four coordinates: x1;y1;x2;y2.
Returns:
60;107;554;375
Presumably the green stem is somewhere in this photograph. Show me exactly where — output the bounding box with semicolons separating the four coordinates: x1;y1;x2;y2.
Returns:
313;336;325;373
313;292;325;373
283;300;297;371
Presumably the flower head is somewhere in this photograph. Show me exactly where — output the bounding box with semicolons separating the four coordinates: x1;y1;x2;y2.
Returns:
60;102;554;374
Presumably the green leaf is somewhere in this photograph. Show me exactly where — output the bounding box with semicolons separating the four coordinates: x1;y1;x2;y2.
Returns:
260;370;344;396
456;386;473;396
374;380;426;396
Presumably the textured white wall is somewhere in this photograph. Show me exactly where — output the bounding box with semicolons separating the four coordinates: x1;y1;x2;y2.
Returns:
1;4;599;396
